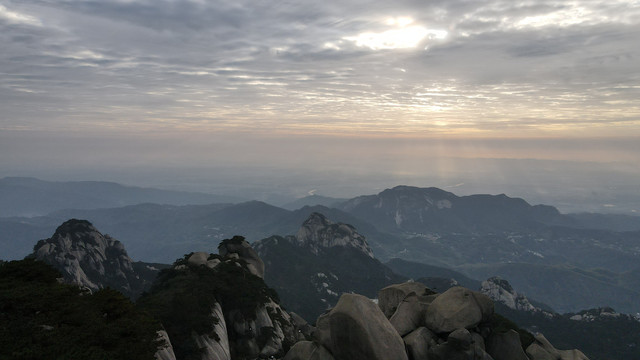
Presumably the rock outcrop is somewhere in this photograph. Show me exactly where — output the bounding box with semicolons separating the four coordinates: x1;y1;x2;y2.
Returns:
389;293;431;336
485;329;529;360
403;327;436;360
526;334;590;360
378;281;433;318
568;307;640;322
253;213;405;321
295;212;374;258
31;219;154;298
481;277;548;314
141;237;304;360
218;235;265;278
425;286;494;334
283;282;589;360
314;293;408;360
155;330;177;360
192;302;231;360
284;341;335;360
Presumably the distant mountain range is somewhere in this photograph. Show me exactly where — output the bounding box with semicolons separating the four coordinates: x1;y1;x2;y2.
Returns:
2;178;640;316
0;176;243;217
281;194;347;211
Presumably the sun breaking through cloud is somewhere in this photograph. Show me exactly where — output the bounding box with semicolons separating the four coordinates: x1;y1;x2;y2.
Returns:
342;17;447;50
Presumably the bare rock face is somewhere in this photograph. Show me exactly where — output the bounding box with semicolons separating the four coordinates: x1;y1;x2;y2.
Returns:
192;302;231;360
378;282;432;318
314;293;408;360
448;328;473;350
526;334;590;360
389;293;431;336
32;219;148;298
485;329;529;360
481;277;542;313
290;312;315;340
403;327;437;360
218;236;265;278
425;286;494;334
296;213;374;258
154;330;177;360
283;341;335;360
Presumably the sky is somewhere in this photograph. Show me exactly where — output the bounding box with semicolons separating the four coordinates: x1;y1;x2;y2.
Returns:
1;0;640;212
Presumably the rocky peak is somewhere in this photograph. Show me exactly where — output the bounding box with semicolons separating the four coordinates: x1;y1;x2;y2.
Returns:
296;212;374;258
145;238;304;360
218;235;265;278
31;219;146;298
480;276;540;313
51;218;97;238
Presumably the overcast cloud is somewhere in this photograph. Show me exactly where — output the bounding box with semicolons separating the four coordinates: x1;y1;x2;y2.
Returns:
2;0;639;135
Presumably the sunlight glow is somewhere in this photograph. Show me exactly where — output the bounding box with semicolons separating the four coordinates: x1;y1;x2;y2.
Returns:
386;17;414;27
344;17;447;50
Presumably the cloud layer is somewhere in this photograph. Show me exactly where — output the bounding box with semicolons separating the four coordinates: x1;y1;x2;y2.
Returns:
1;0;639;138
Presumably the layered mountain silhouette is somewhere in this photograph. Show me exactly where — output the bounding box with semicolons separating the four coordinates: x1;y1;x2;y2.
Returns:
2;183;640;316
0;176;242;217
339;185;565;234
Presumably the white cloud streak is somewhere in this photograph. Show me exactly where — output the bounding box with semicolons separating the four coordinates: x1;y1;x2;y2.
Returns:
0;4;42;26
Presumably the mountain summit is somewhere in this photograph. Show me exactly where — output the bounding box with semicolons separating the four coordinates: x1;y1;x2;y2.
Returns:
296;212;374;258
255;213;404;321
340;185;562;234
31;219;154;298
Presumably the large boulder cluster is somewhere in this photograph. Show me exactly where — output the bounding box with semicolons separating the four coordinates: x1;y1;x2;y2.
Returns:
285;282;589;360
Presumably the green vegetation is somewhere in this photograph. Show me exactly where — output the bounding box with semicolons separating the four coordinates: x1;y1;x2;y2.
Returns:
138;248;280;360
0;258;162;360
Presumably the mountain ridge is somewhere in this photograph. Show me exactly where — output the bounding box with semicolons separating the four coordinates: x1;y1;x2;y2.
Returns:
0;176;243;217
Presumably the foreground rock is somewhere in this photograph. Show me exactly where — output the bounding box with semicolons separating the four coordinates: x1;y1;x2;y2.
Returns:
284;341;335;360
486;329;529;360
284;280;590;360
315;293;408;360
526;334;590;360
403;327;436;360
425;286;494;333
378;281;432;318
389;293;432;336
